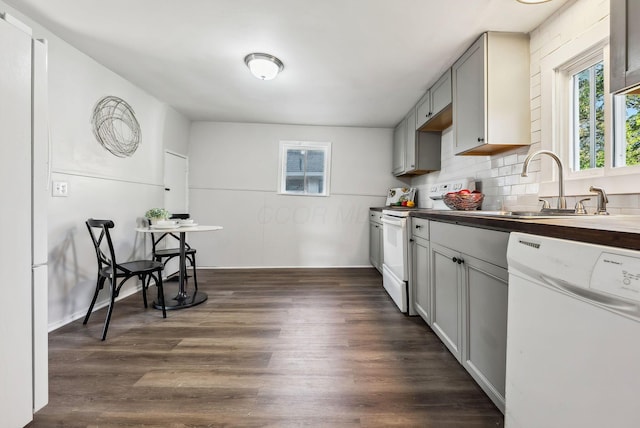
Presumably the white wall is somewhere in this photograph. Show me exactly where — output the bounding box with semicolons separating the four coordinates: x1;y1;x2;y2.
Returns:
0;1;192;330
411;0;640;215
188;122;402;267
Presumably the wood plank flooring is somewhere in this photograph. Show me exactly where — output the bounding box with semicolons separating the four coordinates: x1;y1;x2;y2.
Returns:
29;268;503;427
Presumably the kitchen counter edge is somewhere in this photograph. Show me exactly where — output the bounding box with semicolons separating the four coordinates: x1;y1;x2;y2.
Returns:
410;210;640;251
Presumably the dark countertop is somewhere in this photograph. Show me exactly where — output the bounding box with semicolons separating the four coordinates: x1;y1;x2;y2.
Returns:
409;210;640;251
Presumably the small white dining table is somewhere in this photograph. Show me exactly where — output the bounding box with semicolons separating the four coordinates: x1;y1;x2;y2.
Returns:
136;224;223;309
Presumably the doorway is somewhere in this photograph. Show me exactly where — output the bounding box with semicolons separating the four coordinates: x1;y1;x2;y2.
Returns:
164;151;188;214
162;151;188;278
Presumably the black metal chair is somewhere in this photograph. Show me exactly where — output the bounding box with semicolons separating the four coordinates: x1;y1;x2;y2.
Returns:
84;219;166;340
149;213;199;291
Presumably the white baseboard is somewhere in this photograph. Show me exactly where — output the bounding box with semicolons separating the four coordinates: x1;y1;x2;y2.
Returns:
198;265;375;269
48;284;143;333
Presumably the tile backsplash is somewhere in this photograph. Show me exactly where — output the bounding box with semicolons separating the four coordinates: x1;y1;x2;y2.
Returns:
411;128;640;215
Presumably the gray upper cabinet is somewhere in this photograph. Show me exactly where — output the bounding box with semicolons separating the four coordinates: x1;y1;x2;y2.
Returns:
405;109;417;172
452;32;530;155
611;0;640;94
393;113;441;176
417;69;453;132
416;90;431;129
392;119;406;175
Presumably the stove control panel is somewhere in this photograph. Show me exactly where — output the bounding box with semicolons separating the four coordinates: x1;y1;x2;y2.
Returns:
428;179;475;201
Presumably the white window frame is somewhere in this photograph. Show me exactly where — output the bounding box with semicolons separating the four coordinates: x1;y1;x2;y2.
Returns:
612;91;640;169
559;49;605;175
278;140;331;196
539;17;640;197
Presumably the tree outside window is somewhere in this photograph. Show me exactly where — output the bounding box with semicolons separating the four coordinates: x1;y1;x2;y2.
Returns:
573;61;605;170
614;93;640;167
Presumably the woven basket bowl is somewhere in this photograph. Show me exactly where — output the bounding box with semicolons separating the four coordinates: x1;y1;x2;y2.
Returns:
443;192;484;210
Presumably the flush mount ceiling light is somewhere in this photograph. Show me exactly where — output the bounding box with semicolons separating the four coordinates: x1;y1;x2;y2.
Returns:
516;0;552;3
244;53;284;80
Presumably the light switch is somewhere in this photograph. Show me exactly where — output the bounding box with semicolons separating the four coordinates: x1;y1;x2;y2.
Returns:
52;181;68;197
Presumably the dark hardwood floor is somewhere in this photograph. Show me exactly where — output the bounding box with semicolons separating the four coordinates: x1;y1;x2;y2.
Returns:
29;268;503;427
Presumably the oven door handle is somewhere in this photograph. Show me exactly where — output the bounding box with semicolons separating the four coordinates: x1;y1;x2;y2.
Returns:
381;216;404;227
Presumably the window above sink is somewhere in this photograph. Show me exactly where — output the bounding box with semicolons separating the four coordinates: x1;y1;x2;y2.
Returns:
538;14;640;197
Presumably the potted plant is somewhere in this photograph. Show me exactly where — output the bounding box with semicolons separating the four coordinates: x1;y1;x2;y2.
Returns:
144;208;170;225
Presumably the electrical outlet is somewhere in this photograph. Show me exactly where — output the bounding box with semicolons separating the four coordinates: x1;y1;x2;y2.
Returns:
52;181;68;197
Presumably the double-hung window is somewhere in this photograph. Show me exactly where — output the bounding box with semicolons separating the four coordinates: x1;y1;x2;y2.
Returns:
278;141;331;196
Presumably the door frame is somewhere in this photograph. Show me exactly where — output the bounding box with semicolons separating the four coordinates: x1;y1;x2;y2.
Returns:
164;150;189;214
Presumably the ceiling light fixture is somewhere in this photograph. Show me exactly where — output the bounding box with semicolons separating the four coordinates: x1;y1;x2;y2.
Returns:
244;53;284;81
516;0;552;3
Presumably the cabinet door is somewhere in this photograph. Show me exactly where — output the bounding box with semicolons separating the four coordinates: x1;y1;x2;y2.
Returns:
405;110;416;172
369;221;381;271
415;90;431;130
611;0;640;93
462;255;508;412
392;120;405;175
430;242;462;361
412;237;430;324
378;224;384;269
430;69;452;118
453;35;485;155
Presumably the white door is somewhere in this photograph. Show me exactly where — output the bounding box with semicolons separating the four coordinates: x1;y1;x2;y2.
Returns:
164;151;188;214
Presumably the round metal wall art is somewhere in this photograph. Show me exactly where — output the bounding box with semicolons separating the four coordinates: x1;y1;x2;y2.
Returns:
91;95;141;158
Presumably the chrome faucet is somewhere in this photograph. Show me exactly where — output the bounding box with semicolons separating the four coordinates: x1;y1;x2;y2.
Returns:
589;186;609;215
521;150;566;210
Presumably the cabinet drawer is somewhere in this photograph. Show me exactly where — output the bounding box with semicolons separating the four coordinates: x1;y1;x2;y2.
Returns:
410;217;429;240
430;221;508;268
369;210;383;224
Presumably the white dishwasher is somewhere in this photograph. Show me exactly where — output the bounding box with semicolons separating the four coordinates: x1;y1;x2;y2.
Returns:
505;232;640;428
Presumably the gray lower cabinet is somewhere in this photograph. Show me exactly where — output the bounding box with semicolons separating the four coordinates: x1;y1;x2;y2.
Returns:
430;241;463;361
410;218;430;322
462;253;508;414
429;220;509;413
369;210;383;273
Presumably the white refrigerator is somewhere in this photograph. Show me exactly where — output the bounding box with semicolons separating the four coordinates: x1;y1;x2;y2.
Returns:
0;13;48;427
